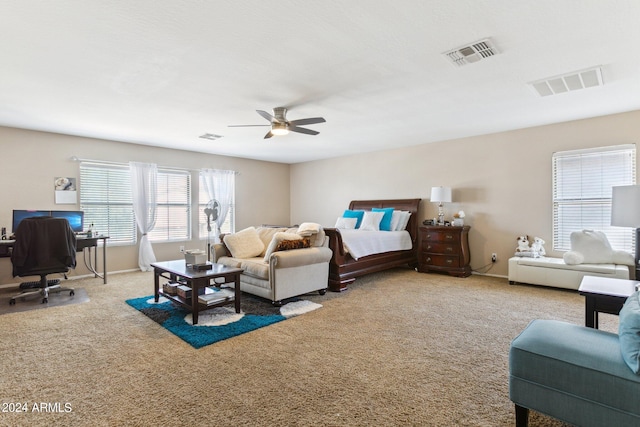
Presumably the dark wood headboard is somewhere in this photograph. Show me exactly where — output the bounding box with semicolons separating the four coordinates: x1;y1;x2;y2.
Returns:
348;198;421;243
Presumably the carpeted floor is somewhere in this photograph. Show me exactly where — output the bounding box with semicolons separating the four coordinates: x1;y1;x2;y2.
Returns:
0;267;618;426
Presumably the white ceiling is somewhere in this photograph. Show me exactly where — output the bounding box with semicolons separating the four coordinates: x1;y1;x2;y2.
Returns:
2;1;640;164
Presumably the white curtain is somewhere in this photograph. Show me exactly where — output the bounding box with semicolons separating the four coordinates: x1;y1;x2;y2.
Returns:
129;162;158;271
201;169;235;242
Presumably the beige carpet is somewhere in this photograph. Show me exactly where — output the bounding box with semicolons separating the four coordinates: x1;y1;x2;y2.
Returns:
0;268;618;426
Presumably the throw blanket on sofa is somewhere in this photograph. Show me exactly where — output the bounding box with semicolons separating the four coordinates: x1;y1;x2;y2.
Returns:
339;229;412;260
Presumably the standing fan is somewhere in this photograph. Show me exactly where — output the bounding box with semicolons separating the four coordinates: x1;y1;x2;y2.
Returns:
204;199;220;261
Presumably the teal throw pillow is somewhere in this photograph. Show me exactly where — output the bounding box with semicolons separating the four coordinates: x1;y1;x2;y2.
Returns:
343;210;365;229
372;207;395;231
618;290;640;374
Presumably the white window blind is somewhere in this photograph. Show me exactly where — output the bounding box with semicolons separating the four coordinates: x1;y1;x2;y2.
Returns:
80;163;136;245
552;144;636;252
198;174;235;239
80;162;192;245
147;170;191;242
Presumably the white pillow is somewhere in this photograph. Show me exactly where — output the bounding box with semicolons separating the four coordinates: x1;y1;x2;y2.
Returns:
335;217;358;229
263;232;303;261
396;211;411;231
390;211;403;231
223;227;265;259
297;222;321;236
359;211;384;231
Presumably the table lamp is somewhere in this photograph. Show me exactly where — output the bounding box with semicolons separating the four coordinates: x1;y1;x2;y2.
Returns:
431;186;452;225
611;185;640;275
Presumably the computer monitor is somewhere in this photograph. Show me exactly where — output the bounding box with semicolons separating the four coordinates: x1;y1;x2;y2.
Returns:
12;210;85;234
12;210;50;233
51;210;84;233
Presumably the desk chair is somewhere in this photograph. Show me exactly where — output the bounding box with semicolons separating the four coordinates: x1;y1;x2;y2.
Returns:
10;217;77;305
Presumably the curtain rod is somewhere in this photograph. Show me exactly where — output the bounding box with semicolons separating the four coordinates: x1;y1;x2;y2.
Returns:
70;156;239;174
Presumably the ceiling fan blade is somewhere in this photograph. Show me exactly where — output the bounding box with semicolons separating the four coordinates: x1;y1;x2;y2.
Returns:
228;124;270;127
256;110;276;123
289;126;320;136
289;117;326;126
264;130;274;139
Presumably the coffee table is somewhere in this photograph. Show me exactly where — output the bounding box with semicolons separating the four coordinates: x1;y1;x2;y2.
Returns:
578;276;639;329
152;260;243;325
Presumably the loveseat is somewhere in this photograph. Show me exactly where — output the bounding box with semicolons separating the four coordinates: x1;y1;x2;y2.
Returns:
212;224;333;306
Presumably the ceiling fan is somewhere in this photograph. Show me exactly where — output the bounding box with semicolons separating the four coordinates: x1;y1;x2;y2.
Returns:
229;107;326;139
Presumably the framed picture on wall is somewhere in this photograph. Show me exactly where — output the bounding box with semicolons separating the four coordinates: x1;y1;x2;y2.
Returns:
54;177;77;204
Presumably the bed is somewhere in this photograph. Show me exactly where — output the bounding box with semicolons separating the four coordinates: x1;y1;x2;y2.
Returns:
324;198;421;291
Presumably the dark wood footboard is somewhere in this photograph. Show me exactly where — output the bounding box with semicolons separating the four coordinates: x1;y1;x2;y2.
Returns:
326;198;421;291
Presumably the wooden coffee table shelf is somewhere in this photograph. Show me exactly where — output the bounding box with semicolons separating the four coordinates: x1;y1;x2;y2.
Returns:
152;260;243;325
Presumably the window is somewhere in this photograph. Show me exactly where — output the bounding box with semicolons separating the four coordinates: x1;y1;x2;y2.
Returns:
147;170;191;242
80;163;191;245
552;144;636;253
80;163;136;245
198;173;235;239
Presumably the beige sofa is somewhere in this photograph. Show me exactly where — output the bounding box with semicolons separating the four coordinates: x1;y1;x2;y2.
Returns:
212;225;333;305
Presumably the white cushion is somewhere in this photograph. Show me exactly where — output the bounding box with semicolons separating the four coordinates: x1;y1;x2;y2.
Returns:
335;217;357;229
359;211;384;231
563;230;634;266
223;227;265;259
297;222;321;236
396;211;411;231
263;232;303;261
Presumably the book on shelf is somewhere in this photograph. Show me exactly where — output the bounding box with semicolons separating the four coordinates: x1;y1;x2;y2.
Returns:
198;288;235;305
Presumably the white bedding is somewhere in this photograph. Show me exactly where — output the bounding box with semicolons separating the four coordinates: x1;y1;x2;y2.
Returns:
339;229;412;260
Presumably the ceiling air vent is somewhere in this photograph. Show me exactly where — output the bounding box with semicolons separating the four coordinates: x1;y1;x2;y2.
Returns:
529;66;604;97
199;133;223;141
444;38;499;67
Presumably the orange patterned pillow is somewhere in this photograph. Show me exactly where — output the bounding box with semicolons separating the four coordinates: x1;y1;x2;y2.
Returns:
275;237;311;252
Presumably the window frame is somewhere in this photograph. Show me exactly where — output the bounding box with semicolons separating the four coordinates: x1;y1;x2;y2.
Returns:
80;162;192;245
552;144;636;253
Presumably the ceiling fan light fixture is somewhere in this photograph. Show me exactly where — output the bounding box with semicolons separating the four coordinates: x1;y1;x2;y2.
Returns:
271;122;289;136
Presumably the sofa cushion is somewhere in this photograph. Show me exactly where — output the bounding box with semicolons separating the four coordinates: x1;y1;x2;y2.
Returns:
240;257;270;280
619;291;640;373
223;227;265;259
217;256;242;268
277;237;310;251
256;227;287;256
263;232;303;261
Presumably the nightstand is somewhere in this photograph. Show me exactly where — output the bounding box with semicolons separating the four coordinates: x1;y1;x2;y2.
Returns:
417;225;471;277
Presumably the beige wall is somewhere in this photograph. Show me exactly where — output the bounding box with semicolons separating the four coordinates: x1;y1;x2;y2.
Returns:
290;110;640;277
0;126;290;285
2;110;638;284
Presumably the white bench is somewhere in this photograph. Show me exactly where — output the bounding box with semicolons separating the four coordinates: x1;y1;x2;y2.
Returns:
508;256;630;290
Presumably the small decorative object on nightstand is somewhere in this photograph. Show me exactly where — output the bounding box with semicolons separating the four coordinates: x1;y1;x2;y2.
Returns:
418;225;471;277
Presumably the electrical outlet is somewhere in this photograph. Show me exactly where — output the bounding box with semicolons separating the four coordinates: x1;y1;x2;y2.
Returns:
179;245;185;253
491;253;497;263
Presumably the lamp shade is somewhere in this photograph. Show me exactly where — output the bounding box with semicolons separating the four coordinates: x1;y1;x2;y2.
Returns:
430;186;452;203
611;185;640;227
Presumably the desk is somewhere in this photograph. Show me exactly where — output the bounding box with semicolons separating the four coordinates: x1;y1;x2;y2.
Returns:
0;235;109;284
578;276;638;328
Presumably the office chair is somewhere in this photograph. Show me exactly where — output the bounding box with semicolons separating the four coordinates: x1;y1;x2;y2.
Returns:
10;216;77;305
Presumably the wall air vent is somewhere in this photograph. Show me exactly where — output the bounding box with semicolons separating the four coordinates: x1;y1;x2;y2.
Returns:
199;133;223;141
529;66;604;97
444;38;499;67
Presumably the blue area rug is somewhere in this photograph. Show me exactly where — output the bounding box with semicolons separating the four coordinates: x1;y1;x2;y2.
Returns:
126;293;321;349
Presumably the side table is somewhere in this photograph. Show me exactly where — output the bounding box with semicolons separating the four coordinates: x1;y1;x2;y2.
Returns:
578;276;638;328
417;225;471;277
